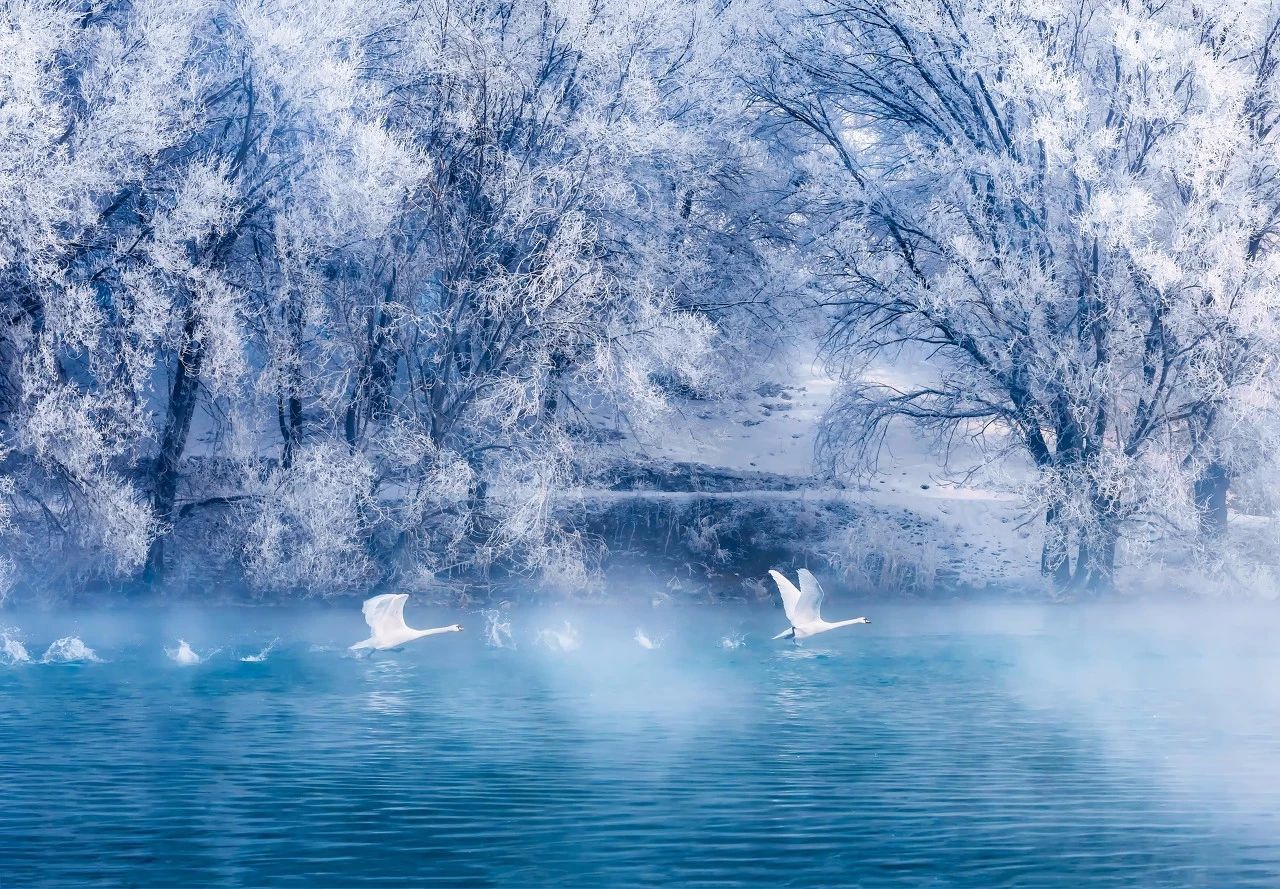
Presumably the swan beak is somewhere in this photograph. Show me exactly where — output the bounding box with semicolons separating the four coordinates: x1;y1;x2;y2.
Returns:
864;618;871;624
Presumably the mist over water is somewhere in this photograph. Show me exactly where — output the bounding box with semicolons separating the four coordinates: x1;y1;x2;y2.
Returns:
3;600;1280;887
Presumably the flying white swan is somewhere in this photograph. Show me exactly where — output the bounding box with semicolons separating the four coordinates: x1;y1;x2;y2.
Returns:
350;593;462;651
769;568;869;640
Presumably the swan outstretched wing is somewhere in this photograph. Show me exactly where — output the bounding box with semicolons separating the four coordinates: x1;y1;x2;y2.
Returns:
795;569;825;624
769;569;803;623
362;593;411;643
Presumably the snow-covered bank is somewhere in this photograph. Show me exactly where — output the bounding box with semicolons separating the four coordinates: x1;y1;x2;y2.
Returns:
574;351;1038;599
585;350;1274;602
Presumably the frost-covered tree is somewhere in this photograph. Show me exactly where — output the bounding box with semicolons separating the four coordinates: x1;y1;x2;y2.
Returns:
755;0;1280;589
1;0;214;579
0;0;767;594
233;0;769;591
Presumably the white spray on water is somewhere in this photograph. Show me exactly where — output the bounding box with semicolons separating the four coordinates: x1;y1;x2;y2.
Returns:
1;628;30;664
634;628;663;650
482;610;515;649
719;632;747;650
537;621;580;652
42;637;100;663
166;639;201;665
241;639;280;660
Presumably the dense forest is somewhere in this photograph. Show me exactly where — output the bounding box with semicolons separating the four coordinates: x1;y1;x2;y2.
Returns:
4;0;1280;600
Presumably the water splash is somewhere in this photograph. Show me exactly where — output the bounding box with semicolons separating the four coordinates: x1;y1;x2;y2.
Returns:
537;621;579;652
482;610;515;649
241;637;279;663
719;632;747;650
41;637;100;663
634;628;663;650
1;628;30;664
166;640;201;666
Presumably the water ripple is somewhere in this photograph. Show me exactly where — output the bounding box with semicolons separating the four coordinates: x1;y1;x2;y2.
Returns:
1;606;1280;887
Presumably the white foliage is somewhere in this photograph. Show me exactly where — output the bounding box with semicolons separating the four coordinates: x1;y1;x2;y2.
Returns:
760;0;1280;586
244;443;378;592
0;453;13;603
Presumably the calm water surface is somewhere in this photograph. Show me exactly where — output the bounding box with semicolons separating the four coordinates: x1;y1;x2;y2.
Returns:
2;601;1280;887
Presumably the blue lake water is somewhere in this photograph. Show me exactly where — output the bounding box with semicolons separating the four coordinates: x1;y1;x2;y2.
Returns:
3;600;1280;887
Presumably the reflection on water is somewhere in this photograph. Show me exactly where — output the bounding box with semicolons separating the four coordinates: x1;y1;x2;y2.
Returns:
2;602;1280;887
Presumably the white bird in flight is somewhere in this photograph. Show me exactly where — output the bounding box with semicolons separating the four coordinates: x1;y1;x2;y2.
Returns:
769;569;870;640
350;593;462;651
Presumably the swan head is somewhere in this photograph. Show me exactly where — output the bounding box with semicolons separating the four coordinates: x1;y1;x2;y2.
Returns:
449;624;463;633
859;617;870;624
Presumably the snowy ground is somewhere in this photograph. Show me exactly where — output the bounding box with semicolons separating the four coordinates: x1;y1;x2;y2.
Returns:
600;349;1043;594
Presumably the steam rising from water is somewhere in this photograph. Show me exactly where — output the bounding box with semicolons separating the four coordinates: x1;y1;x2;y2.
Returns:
3;599;1280;888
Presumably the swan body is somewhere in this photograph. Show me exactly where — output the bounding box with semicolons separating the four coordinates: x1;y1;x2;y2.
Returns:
350;594;462;651
769;569;869;640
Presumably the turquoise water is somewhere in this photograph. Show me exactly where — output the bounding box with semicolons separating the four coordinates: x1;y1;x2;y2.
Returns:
3;601;1280;887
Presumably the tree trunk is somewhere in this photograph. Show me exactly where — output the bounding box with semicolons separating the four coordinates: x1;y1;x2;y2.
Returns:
1074;494;1118;594
344;286;397;448
1075;529;1116;593
1194;461;1229;540
144;313;203;580
278;296;305;468
277;393;303;468
1041;410;1087;590
1041;504;1072;587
